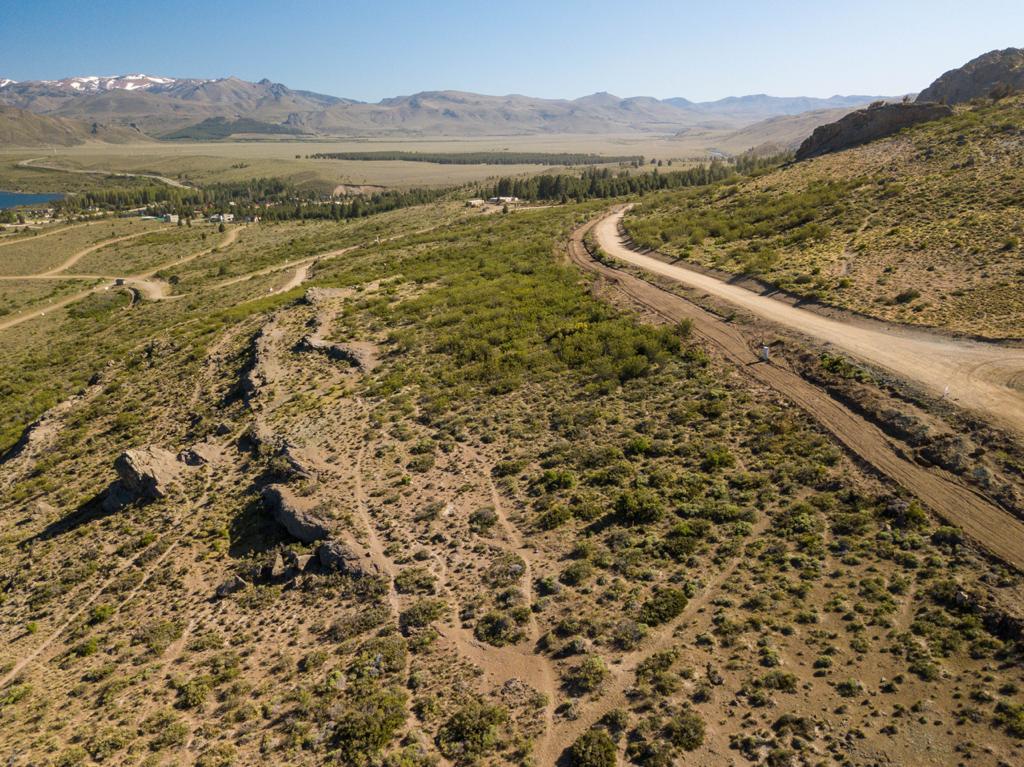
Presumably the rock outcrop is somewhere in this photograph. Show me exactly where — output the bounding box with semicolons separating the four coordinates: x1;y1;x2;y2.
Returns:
103;445;182;511
795;102;952;160
261;484;331;543
318;539;380;578
294;335;373;370
917;48;1024;105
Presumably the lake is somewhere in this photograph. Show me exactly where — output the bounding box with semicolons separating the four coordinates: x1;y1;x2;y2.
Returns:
0;191;64;209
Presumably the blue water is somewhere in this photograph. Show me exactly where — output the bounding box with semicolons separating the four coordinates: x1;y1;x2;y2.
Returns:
0;191;63;209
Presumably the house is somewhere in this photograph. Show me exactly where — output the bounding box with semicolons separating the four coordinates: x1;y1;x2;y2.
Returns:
487;196;519;205
209;213;235;223
466;199;486;207
163;214;179;224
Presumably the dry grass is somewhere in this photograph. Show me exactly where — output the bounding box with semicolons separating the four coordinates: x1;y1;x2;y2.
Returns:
625;98;1024;338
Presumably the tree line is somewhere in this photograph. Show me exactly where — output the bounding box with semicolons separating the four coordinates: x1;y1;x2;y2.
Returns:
53;178;450;222
308;151;644;166
480;152;789;202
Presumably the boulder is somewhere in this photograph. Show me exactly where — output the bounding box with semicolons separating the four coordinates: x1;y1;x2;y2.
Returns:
284;549;317;573
103;445;182;511
215;575;248;597
178;442;219;466
114;445;181;499
318;539;379;578
261;485;331;543
268;552;287;580
796;102;952;161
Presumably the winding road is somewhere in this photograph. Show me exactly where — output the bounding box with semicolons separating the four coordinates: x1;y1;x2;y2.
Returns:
574;210;1024;572
595;209;1024;438
17;157;191;189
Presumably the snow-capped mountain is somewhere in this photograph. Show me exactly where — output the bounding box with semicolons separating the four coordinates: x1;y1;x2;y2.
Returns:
53;74;182;92
0;74;201;93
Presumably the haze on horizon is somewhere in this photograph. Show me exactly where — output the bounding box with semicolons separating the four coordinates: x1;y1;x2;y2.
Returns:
2;0;1022;103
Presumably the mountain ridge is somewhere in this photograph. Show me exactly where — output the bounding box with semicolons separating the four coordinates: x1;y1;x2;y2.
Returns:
0;74;889;138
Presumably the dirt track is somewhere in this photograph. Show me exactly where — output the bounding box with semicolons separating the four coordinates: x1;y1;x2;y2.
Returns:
574;211;1024;572
594;209;1024;437
18;158;190;189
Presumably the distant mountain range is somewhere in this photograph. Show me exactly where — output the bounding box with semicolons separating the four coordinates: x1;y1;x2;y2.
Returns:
0;74;889;140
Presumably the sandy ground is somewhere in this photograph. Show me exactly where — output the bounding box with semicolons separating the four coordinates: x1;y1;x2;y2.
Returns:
594;209;1024;437
576;210;1024;572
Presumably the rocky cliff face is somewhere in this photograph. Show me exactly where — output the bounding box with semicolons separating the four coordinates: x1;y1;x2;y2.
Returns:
795;102;952;160
917;48;1024;105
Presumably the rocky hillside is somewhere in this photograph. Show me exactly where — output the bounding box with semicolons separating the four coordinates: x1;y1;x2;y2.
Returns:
795;101;952;160
917;47;1024;104
0;104;146;146
625;96;1024;338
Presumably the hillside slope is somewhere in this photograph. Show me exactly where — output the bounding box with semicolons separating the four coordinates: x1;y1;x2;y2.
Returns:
918;47;1024;104
0;104;146;146
624;97;1024;337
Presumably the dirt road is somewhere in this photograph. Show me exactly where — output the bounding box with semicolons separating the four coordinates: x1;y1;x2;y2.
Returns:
594;209;1024;437
573;212;1024;572
0;226;240;332
18;157;190;189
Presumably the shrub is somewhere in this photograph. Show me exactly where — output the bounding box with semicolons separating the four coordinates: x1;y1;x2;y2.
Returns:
174;677;211;709
639;587;688;626
995;701;1024;738
564;655;609;694
560;560;594;587
931;526;963;547
664;708;705;751
538;503;572;530
835;678;863;698
399;598;449;633
469;507;498;533
570;728;617;767
615;488;664;525
436;701;507;762
395;567;437;595
331;686;408;765
475;611;528;646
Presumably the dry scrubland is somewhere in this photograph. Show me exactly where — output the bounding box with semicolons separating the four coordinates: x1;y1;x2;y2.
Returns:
0;202;1021;767
624;98;1024;338
0;134;717;195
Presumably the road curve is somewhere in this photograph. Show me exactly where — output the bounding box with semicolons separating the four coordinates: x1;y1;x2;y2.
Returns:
595;210;1024;437
18;158;190;189
572;210;1024;572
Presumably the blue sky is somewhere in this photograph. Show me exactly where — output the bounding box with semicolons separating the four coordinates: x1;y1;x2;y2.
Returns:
1;0;1021;101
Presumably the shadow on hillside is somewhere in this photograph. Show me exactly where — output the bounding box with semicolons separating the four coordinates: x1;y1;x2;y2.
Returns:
20;486;121;545
228;492;292;558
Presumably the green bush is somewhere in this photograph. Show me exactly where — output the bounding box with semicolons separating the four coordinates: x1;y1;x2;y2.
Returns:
664;708;705;751
331;686;408;765
570;728;617;767
615;488;664;525
639;587;688;626
474;610;528;646
399;598;449;633
564;654;609;694
436;701;508;762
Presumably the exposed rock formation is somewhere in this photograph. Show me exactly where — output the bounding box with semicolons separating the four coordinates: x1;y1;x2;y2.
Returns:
215;575;248;597
103;445;182;511
294;334;374;370
917;48;1024;105
261;484;331;543
796;102;952;160
318;539;380;578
